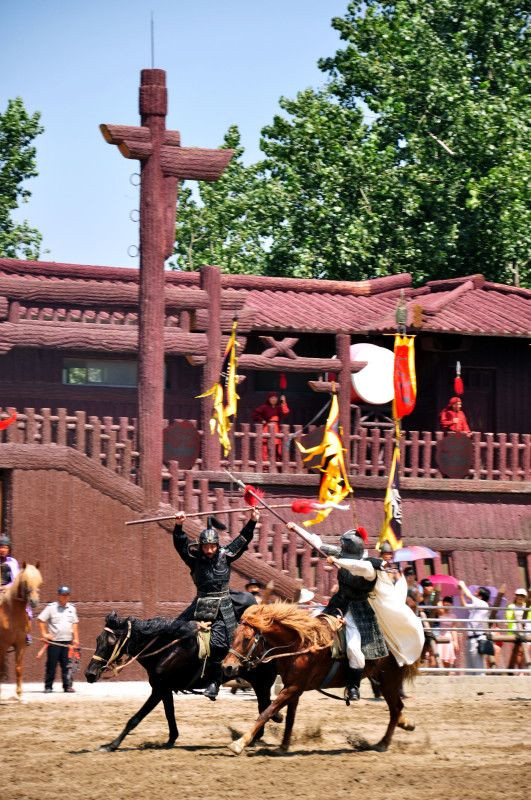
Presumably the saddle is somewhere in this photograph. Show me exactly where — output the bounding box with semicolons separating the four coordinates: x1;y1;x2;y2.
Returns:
319;614;346;660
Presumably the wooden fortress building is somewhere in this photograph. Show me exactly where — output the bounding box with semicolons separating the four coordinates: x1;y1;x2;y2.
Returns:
0;68;529;679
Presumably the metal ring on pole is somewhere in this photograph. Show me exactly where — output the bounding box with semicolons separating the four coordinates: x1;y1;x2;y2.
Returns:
127;245;139;258
129;173;141;187
129;209;140;222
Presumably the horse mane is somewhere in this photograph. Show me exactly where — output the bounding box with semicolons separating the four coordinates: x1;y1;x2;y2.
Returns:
105;612;196;641
241;602;334;650
1;563;42;604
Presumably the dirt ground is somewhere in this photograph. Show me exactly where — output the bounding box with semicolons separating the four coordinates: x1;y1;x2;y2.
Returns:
1;677;530;800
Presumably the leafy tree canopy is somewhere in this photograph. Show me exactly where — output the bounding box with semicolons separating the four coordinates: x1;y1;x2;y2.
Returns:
174;2;530;286
0;97;44;259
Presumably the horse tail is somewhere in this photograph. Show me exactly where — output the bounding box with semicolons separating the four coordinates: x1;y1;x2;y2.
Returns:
400;659;420;685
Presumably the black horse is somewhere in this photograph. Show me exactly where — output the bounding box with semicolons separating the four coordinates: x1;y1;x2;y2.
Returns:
85;608;278;751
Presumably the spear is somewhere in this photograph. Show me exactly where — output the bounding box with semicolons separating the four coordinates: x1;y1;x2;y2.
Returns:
223;469;332;560
125;503;295;527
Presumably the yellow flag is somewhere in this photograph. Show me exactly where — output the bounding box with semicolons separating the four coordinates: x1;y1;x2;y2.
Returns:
197;319;239;457
376;444;403;550
296;394;353;526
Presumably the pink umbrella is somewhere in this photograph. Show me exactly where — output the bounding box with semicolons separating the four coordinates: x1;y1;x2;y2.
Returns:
392;545;438;563
427;574;460;595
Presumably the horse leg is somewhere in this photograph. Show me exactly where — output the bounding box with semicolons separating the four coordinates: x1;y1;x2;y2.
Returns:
229;684;299;756
372;667;406;752
246;666;282;743
100;689;162;752
279;692;301;752
161;689;179;747
14;643;25;701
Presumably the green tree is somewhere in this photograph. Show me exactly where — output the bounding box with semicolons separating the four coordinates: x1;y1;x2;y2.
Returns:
171;125;269;274
0;97;44;259
319;0;530;285
175;2;530;286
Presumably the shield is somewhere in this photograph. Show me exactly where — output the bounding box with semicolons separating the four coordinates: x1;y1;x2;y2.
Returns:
436;433;473;479
163;420;200;469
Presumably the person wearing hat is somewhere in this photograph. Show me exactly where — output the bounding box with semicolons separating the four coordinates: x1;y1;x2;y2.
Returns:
439;397;471;434
37;586;79;693
0;533;20;590
245;578;264;601
505;588;530;669
173;508;260;700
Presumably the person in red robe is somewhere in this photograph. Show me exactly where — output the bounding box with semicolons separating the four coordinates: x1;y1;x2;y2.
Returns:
252;392;289;462
439;396;471;434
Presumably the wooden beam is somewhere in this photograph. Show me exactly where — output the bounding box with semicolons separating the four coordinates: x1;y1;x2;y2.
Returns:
238;355;344;372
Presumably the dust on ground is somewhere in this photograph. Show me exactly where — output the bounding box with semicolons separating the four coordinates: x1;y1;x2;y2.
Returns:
1;677;529;800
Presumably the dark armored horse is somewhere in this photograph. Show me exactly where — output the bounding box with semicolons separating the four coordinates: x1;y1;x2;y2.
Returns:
86;603;277;751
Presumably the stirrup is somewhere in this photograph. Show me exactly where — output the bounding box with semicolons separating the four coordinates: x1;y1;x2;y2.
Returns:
204;682;219;701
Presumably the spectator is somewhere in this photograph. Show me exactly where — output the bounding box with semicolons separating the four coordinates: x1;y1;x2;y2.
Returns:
505;587;530;670
38;586;79;693
244;578;275;605
404;566;420;610
437;596;460;670
252;392;289;462
439;396;471;434
458;581;491;671
418;579;441;666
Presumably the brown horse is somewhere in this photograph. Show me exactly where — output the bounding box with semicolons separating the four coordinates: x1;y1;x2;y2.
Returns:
0;564;42;700
223;602;417;755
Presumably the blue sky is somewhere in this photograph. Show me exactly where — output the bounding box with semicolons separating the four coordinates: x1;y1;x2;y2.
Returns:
2;0;348;267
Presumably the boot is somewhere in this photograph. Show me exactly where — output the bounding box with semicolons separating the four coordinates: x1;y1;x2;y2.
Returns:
204;661;223;701
345;668;363;704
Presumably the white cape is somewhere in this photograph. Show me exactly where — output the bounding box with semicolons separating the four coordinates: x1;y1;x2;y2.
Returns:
368;571;424;667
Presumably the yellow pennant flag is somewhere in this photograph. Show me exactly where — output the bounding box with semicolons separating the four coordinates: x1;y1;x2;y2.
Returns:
197;319;239;457
376;444;403;550
296;394;353;526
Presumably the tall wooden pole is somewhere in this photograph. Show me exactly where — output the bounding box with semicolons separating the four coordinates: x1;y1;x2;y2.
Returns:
336;333;352;473
138;69;166;510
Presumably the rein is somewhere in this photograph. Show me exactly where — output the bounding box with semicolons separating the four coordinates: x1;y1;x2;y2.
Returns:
229;627;333;668
91;622;189;678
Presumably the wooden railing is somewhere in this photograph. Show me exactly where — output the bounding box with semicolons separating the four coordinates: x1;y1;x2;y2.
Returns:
2;408;530;483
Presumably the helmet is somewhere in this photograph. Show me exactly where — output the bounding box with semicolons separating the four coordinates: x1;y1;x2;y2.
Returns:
0;533;11;547
198;516;224;547
380;541;394;555
57;586;71;595
339;530;365;560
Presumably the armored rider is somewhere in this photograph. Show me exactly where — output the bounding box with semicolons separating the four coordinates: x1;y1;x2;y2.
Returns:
321;529;388;703
173;508;260;700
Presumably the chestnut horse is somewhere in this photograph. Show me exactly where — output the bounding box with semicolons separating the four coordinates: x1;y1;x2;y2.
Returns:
223;602;417;755
0;564;42;700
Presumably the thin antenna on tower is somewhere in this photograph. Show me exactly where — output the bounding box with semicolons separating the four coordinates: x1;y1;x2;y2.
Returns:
150;11;155;68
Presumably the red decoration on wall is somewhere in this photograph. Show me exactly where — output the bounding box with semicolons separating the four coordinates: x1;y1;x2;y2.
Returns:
243;485;264;506
279;372;287;391
0;411;17;430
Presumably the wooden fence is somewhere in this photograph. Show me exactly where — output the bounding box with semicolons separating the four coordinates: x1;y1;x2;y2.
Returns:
1;408;530;483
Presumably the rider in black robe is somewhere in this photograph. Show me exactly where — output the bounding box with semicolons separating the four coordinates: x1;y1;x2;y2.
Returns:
173;509;259;699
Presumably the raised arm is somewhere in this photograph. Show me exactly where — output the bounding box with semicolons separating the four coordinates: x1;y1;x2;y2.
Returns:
172;512;196;568
329;556;377;581
225;508;260;561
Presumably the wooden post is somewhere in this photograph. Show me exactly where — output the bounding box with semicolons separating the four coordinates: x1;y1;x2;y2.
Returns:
200;265;221;471
336;333;351;473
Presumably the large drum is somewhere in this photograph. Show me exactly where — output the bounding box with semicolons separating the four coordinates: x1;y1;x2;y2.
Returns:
350;343;394;405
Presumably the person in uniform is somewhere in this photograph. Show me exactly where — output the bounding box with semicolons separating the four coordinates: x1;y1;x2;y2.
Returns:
321;530;388;702
0;533;20;590
173;508;260;700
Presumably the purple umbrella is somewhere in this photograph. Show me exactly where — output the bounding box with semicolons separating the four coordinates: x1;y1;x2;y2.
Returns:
392;545;438;563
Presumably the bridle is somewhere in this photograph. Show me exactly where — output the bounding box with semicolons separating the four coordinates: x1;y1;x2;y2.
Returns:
228;625;313;668
91;620;133;671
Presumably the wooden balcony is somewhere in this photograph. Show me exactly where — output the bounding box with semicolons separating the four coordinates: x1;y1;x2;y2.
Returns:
1;408;529;484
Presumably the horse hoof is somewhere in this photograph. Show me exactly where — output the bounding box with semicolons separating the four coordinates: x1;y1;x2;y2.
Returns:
372;742;388;752
272;712;283;723
100;743;118;753
162;740;176;749
229;739;244;755
399;721;415;732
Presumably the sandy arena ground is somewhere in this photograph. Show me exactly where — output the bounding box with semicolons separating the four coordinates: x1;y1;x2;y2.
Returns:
1;677;530;800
